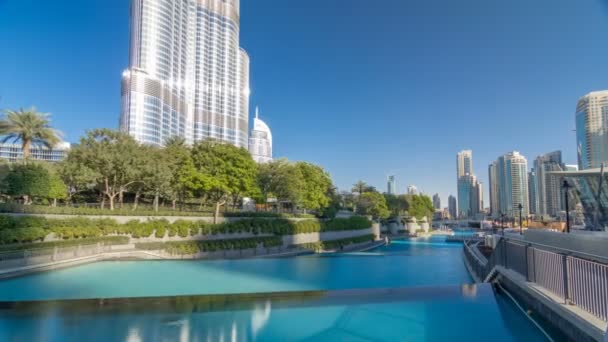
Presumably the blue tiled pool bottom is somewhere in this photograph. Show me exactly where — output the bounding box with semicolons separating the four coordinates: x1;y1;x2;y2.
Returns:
0;284;547;341
0;236;472;301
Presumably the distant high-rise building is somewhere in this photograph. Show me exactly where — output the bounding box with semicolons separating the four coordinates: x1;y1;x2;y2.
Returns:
534;151;564;217
528;169;538;215
457;150;473;178
488;161;500;217
448;195;457;219
407;185;418;195
496;151;530;217
249;108;273;163
456;150;481;218
0;142;70;163
387;175;397;195
576;91;608;170
120;0;250;147
458;174;483;218
432;193;441;209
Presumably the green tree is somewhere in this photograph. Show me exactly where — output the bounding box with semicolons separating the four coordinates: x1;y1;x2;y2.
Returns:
47;173;68;207
295;162;333;212
0;108;61;161
74;129;144;210
403;194;435;220
357;191;390;220
4;164;51;203
257;159;305;210
352;181;370;196
164;136;192;210
142;146;174;212
57;150;97;205
190;140;258;223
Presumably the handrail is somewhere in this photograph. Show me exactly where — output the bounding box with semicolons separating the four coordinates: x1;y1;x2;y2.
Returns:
501;235;608;265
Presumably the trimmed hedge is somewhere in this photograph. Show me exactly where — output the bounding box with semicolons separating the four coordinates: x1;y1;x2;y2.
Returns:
0;204;315;219
0;236;130;253
0;215;371;246
299;235;375;252
135;236;283;255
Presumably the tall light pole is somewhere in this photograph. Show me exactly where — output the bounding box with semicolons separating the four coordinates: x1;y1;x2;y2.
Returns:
518;203;523;235
563;179;571;234
500;212;505;236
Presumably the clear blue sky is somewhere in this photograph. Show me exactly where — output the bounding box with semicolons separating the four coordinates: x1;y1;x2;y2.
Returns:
1;0;608;206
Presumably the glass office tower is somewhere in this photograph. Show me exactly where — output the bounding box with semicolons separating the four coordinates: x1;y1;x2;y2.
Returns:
121;0;250;147
576;91;608;170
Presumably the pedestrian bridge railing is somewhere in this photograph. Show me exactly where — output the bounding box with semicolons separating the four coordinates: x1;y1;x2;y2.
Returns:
464;236;608;322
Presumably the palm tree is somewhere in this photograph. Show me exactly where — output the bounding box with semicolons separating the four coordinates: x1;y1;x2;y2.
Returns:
352;180;369;196
0;108;62;162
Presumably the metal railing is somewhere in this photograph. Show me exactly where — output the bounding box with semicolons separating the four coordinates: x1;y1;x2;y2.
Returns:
464;236;608;322
0;243;114;270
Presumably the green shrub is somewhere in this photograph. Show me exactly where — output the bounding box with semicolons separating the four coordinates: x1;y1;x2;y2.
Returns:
135;236;283;255
0;236;130;252
299;234;375;252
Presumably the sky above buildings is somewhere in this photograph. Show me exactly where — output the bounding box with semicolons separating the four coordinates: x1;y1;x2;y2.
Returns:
1;0;608;205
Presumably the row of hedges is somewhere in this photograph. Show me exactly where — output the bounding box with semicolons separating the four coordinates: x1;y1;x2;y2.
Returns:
0;236;130;253
0;203;315;219
134;236;283;255
0;216;372;245
299;235;375;252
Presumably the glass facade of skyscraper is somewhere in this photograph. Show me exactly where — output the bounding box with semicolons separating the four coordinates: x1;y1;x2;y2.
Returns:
576;91;608;170
121;0;250;147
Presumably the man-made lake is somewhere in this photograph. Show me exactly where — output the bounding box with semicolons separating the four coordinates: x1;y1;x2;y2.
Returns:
0;236;551;341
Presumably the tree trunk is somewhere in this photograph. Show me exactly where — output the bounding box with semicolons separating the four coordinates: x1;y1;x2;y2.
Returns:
22;139;31;163
52;198;57;207
172;199;177;211
153;192;160;212
132;191;141;211
118;191;124;209
214;201;225;224
109;195;115;211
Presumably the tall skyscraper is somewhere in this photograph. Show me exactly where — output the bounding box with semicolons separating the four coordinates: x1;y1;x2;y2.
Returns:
432;193;441;209
120;0;250;147
496;151;530;217
458;174;482;218
387;175;397;195
456;150;481;218
576;90;608;170
534;151;564;217
488;161;500;217
249;108;273;163
457;150;473;178
528;169;538;215
448;195;457;220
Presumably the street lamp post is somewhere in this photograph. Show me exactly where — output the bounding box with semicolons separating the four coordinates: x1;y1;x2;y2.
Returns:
563;179;571;234
500;212;505;236
518;203;523;235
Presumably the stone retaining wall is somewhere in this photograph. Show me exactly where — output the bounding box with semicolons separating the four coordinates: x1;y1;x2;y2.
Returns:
281;228;374;246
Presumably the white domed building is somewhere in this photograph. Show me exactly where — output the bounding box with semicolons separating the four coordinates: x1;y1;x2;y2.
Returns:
249;107;273;163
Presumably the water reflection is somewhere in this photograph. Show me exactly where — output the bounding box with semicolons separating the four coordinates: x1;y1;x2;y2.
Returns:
0;285;548;341
251;300;271;338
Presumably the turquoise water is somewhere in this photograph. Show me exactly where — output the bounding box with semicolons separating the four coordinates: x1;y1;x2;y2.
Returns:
0;285;547;341
0;236;551;341
0;236;471;301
